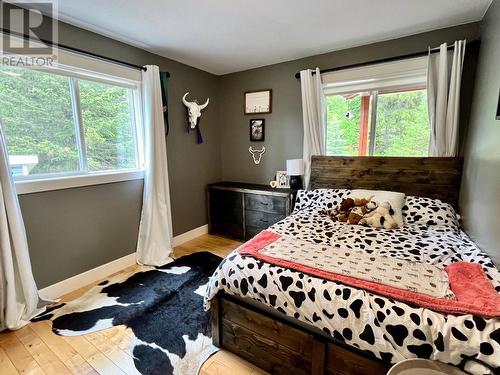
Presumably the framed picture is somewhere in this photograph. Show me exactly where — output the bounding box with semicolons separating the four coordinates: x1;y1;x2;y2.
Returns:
249;119;265;142
245;90;272;114
276;170;290;188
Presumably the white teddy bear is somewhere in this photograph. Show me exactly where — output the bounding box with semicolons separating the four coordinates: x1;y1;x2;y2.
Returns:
359;201;398;229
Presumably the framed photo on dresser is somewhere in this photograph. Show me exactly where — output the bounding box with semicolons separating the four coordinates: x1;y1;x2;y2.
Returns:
276;170;290;188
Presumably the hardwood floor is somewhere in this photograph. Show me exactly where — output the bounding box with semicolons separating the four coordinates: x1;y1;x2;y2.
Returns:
0;234;268;375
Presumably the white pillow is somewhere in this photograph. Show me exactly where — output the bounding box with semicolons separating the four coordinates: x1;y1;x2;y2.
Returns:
351;189;406;228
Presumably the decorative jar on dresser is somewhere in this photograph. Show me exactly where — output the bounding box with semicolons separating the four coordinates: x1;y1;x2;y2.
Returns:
207;182;297;241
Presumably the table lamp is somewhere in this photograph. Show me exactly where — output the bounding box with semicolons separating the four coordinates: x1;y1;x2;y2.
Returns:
286;159;304;190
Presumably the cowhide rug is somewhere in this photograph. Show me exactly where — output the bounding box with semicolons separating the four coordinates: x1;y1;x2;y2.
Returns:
33;252;222;375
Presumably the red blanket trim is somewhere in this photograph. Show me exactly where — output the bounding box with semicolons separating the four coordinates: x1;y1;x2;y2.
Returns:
238;230;500;318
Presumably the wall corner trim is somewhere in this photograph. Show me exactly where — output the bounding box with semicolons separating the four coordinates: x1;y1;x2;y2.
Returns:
40;224;209;299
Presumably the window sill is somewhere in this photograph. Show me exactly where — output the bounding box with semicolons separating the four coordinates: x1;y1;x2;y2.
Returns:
15;170;144;195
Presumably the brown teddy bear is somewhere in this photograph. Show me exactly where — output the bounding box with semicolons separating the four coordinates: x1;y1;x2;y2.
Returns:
348;207;364;224
339;197;370;224
354;197;371;207
322;196;378;225
340;198;355;212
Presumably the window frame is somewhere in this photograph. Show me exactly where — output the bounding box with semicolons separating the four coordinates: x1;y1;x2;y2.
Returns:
0;49;145;195
322;56;427;95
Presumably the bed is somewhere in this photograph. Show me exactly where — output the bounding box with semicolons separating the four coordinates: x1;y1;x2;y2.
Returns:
204;156;500;375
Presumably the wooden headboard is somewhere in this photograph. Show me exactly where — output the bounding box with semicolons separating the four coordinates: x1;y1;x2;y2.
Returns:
309;156;463;208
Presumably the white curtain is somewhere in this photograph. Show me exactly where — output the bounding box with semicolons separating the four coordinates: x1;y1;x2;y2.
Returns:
427;40;466;157
0;123;47;331
136;65;174;266
300;68;326;189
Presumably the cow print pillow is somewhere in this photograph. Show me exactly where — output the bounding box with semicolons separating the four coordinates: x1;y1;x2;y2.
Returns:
293;189;350;213
403;195;460;229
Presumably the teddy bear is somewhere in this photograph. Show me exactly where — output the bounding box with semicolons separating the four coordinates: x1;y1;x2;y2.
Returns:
338;197;374;224
335;197;352;222
365;200;378;211
354;197;372;208
323;196;383;225
339;197;355;212
359;201;398;229
347;206;365;224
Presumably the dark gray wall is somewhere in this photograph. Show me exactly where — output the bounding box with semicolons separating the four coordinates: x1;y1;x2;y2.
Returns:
460;0;500;266
19;181;143;286
218;23;481;184
9;14;222;287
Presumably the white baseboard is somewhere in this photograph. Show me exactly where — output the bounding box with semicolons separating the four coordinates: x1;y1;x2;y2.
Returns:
40;252;137;300
40;224;209;300
172;224;208;247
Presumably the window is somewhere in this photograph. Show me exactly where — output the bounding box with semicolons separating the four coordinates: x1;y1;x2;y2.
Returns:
374;89;429;156
78;80;138;172
326;87;429;156
323;56;430;157
0;60;143;191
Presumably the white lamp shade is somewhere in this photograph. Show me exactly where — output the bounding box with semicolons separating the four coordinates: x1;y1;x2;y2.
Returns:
286;159;304;176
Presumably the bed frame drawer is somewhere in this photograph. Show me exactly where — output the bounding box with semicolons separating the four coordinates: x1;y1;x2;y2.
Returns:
219;298;314;375
325;343;386;375
245;193;287;214
212;295;389;375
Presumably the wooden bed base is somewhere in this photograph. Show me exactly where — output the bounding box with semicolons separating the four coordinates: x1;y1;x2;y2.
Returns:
211;294;389;375
209;156;464;374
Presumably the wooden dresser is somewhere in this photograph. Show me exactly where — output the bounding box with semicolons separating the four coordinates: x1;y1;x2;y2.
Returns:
207;182;296;241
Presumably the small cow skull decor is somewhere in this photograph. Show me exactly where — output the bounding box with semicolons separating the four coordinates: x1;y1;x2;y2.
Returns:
182;92;209;144
249;146;266;164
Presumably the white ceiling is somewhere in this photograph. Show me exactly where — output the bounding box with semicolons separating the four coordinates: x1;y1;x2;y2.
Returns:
39;0;491;75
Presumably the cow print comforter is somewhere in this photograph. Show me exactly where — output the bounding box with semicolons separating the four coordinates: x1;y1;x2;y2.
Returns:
204;189;500;374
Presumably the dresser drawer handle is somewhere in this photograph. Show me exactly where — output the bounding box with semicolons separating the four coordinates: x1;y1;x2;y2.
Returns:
259;202;269;206
260;219;269;223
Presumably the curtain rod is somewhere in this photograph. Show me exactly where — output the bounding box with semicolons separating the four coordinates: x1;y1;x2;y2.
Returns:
0;28;170;77
294;39;478;79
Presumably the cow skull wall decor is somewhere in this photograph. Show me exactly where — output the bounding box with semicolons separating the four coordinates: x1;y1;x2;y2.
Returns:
249;146;266;164
182;92;209;144
182;92;209;129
